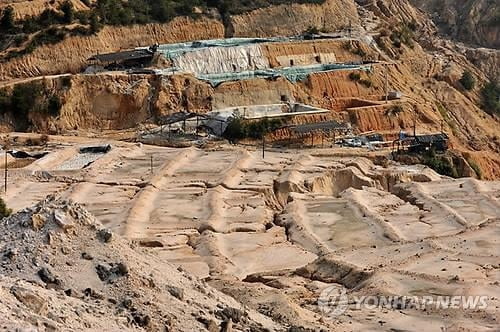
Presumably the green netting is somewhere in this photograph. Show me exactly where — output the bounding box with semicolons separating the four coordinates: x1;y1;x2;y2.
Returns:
156;37;291;60
196;64;372;86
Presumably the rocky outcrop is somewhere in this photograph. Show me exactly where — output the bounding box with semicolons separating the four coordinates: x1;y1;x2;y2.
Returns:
409;0;500;48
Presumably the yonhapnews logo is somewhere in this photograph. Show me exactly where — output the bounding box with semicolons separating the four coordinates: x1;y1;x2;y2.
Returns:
318;286;489;319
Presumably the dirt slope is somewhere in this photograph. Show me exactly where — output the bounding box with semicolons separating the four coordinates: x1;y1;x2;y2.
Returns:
230;0;360;37
409;0;500;48
0;17;225;80
0;195;282;331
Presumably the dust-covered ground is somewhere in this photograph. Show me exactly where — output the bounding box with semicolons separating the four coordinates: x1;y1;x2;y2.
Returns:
1;133;499;331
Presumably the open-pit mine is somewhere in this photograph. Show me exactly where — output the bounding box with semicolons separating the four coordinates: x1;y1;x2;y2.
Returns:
0;0;499;331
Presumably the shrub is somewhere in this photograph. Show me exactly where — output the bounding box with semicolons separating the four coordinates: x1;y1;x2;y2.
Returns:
60;0;75;24
305;26;320;35
0;6;15;31
459;71;475;90
0;88;10;113
46;95;62;116
224;116;283;140
0;197;12;219
13;34;28;46
348;72;361;81
390;23;414;48
359;79;372;88
89;12;101;33
480;81;500;115
61;76;72;88
388;104;403;115
423;151;458;178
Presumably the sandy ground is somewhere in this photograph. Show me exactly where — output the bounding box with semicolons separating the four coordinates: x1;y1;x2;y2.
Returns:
1;134;499;331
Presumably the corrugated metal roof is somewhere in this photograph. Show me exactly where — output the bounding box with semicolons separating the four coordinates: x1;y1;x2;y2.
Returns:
158;112;208;125
88;49;153;63
415;133;448;144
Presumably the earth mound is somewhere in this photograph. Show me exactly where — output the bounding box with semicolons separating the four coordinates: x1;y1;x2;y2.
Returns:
0;195;280;331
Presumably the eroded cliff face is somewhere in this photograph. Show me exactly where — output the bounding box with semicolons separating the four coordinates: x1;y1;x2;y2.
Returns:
230;0;360;37
408;0;500;49
0;17;225;81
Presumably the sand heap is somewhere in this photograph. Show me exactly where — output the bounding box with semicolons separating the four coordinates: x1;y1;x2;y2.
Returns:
0;196;282;331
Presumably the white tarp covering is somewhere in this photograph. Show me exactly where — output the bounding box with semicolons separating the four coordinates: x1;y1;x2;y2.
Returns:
173;44;270;75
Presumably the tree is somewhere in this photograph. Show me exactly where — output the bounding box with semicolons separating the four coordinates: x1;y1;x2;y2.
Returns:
459;70;475;91
47;95;62;116
89;11;101;33
481;81;500;115
0;6;15;31
60;0;75;24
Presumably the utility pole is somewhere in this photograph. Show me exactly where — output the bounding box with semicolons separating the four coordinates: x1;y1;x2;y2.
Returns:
262;135;265;159
385;65;389;104
4;149;7;193
150;155;153;174
413;107;417;137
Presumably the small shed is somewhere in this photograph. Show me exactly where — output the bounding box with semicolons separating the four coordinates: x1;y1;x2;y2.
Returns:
87;49;155;69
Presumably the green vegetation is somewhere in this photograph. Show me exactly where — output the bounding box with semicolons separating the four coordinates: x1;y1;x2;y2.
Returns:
0;198;12;219
348;72;372;88
359;78;372;88
0;6;15;31
343;43;366;58
390;23;415;48
480;81;500;116
224;116;284;140
486;9;500;27
0;82;62;130
0;0;326;60
423;150;458;178
436;102;458;135
348;72;361;81
466;158;482;179
60;0;75;24
386;103;403;116
459;70;475;90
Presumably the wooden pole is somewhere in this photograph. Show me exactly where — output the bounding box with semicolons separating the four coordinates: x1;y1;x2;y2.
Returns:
150;155;153;174
262;135;265;159
4;150;7;193
385;66;389;104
